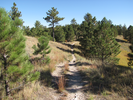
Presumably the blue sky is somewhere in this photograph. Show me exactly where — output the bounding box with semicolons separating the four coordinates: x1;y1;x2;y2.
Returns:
1;0;133;28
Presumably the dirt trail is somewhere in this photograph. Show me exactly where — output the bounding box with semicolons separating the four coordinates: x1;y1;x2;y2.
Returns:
65;43;85;100
52;43;85;100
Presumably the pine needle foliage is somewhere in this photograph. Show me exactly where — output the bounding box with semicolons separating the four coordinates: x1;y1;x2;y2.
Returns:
9;2;22;21
55;26;65;42
80;17;121;65
44;7;64;41
95;18;121;65
32;36;51;64
0;8;40;96
65;25;75;42
128;53;133;67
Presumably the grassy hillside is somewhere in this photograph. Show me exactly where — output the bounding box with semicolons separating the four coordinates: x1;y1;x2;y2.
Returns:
25;36;72;63
116;35;132;66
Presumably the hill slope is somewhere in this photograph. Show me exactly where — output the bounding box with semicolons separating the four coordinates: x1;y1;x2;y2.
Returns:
116;35;132;66
11;36;73;99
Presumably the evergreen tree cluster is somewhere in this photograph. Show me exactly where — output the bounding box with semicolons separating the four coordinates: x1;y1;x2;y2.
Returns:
79;14;121;65
23;21;77;42
23;21;53;40
124;25;133;44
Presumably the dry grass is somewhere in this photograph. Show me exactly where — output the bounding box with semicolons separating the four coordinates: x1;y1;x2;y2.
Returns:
117;48;129;66
63;63;69;74
12;82;57;100
115;35;132;67
25;36;41;58
47;41;72;71
64;63;69;71
57;76;66;93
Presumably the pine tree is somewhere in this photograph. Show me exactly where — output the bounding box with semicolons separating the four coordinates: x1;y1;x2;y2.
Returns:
35;20;41;29
71;18;77;25
30;27;37;36
66;25;75;42
9;2;22;21
122;24;127;39
80;21;95;58
84;13;92;23
79;21;88;36
44;7;64;41
92;16;97;26
127;25;133;43
34;20;43;36
127;26;133;67
71;18;79;40
23;26;31;36
80;17;120;65
55;26;65;42
63;25;69;40
128;53;133;67
95;18;120;65
111;25;118;37
0;8;40;96
32;36;51;64
116;25;123;35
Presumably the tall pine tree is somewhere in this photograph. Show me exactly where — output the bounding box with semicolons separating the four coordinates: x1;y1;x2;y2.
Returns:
23;26;31;36
71;18;79;40
84;13;92;23
66;25;75;42
0;8;40;96
80;21;95;58
44;7;64;41
80;17;120;65
9;2;22;21
55;26;65;42
95;18;120;65
127;25;133;43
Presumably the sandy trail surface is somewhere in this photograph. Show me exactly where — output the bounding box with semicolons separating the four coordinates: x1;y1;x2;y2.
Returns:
65;43;85;100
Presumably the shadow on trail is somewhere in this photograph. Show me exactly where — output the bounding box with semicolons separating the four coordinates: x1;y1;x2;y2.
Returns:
116;38;128;43
59;42;85;58
75;62;91;66
39;70;53;87
65;70;88;93
61;43;71;48
56;46;71;53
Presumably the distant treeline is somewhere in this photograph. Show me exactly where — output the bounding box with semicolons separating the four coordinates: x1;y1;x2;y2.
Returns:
23;13;132;44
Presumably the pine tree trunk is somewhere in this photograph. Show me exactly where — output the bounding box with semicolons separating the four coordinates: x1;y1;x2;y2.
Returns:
0;69;2;78
101;53;105;74
3;55;10;96
53;23;54;42
102;53;104;67
5;79;10;96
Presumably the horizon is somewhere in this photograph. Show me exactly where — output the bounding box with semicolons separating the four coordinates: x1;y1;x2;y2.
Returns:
1;0;133;28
